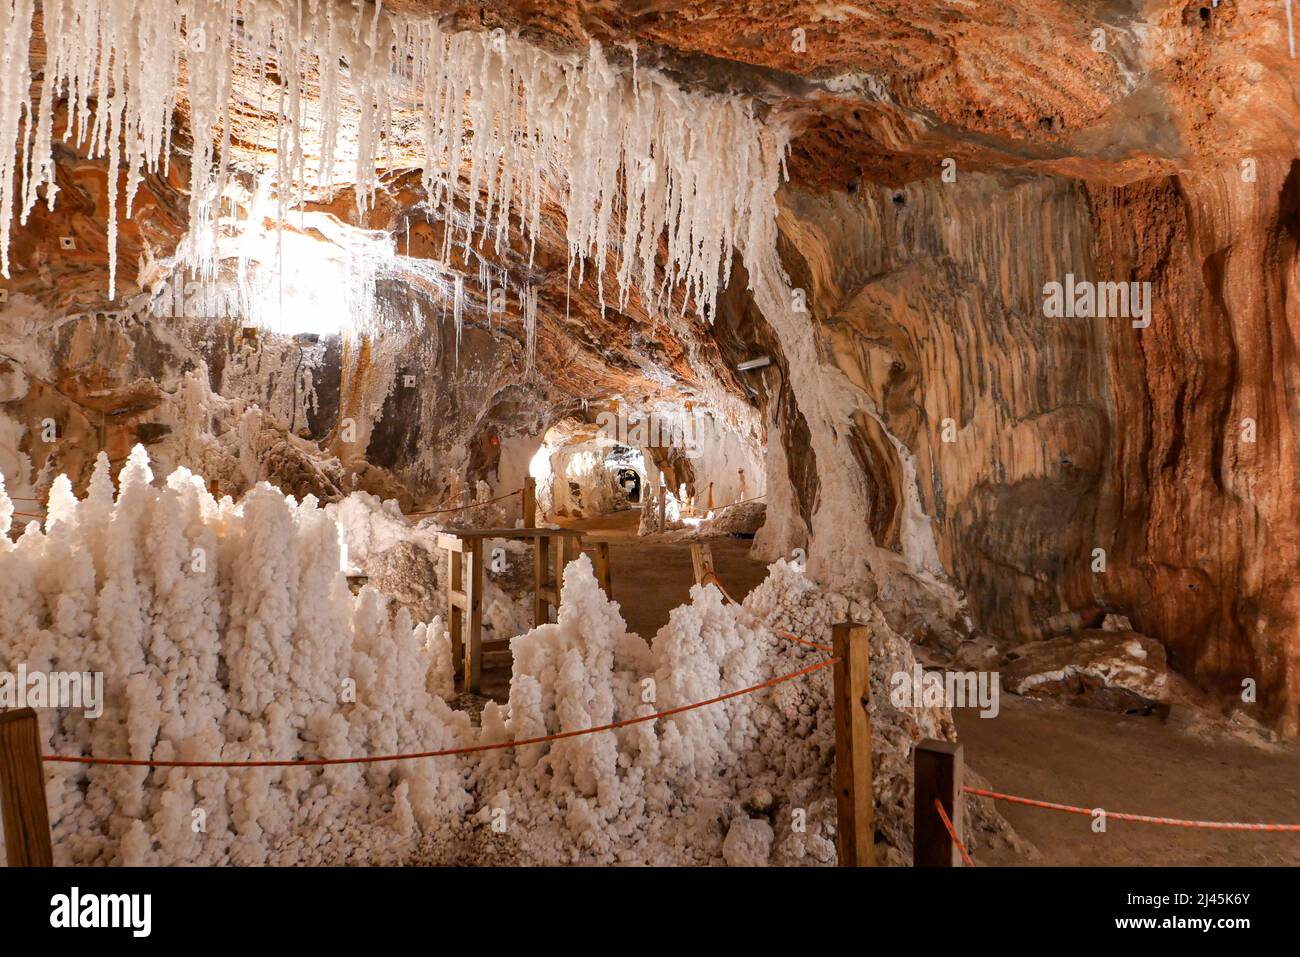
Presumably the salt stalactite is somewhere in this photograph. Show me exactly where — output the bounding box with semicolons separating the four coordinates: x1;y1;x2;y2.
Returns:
523;283;538;375
452;273;464;358
0;0;787;323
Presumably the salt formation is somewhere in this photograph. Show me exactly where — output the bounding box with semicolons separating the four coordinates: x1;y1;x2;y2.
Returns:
328;490;534;649
467;555;973;865
0;448;471;865
0;450;1011;866
2;0;788;322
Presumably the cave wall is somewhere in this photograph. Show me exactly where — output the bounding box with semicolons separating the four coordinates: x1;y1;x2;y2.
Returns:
1087;158;1300;730
747;160;1298;729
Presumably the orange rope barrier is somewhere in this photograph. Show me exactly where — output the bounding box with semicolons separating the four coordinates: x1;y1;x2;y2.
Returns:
964;786;1300;832
406;488;522;518
42;658;835;769
700;570;834;654
934;798;975;866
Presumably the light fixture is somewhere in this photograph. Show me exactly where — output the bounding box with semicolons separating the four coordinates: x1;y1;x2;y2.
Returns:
736;356;771;371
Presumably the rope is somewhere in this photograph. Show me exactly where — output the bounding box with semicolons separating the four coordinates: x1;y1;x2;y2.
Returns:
406;487;522;518
699;571;834;654
42;658;835;769
964;786;1300;832
934;798;975;866
706;493;765;514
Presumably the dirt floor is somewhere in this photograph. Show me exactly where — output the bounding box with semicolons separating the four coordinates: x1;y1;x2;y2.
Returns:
488;508;1300;866
955;697;1300;866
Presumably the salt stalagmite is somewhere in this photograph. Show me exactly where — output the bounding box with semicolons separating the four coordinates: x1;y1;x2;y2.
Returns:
0;448;967;866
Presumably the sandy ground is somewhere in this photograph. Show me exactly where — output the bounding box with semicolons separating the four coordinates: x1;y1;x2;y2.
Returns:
955;697;1300;866
487;508;1300;866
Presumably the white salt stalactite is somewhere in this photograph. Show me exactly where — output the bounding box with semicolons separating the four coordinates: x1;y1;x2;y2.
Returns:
0;0;787;323
523;282;538;376
452;272;464;359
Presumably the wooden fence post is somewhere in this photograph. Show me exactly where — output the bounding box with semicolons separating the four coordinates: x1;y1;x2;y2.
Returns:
464;540;484;694
0;708;53;866
533;532;552;626
690;543;716;586
523;476;536;529
914;739;964;867
446;538;465;685
591;542;612;599
833;622;873;867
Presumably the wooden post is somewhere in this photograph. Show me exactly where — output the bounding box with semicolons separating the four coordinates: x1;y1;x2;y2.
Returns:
914;739;964;867
447;544;464;684
0;708;53;867
552;533;571;604
465;540;484;694
706;481;713;511
592;542;612;599
534;533;551;626
523;476;536;529
690;542;716;586
833;622;874;867
657;489;666;533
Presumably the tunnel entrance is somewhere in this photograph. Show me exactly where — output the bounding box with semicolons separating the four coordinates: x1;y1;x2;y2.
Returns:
529;420;647;520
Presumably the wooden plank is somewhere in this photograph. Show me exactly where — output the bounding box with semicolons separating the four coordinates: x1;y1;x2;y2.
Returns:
0;708;53;867
447;590;468;611
445;527;584;540
563;534;581;565
553;532;567;609
435;532;464;553
523;476;536;529
465;540;484;694
534;533;551;627
591;541;612;599
833;622;874;867
690;542;716;586
914;739;964;867
448;547;463;684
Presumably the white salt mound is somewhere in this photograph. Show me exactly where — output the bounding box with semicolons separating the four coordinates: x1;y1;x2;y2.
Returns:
0;448;992;866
